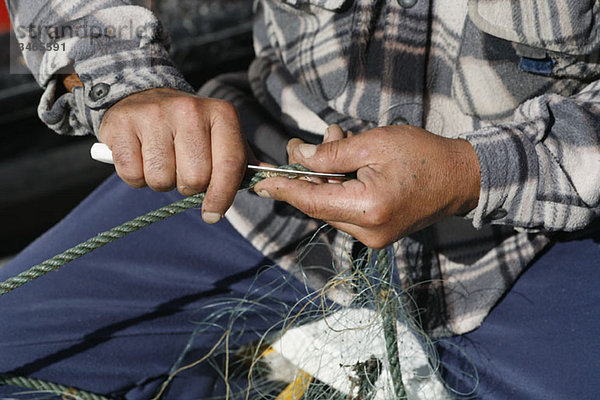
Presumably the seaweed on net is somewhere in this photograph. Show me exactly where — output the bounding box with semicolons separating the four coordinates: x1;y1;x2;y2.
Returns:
149;233;478;400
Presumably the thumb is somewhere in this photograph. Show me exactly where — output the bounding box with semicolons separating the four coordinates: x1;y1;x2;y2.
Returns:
290;134;369;173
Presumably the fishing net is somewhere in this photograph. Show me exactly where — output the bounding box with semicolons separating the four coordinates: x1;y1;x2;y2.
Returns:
145;240;462;400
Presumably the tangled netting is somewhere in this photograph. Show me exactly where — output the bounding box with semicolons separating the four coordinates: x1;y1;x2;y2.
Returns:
142;237;477;400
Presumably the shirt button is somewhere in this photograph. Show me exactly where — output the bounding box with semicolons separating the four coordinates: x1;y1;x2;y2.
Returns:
489;209;508;220
398;0;417;8
89;83;111;101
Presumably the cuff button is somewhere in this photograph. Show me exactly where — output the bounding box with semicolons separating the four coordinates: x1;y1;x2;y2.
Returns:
89;83;111;101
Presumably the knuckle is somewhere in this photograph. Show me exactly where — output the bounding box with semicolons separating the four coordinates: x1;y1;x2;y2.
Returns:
146;174;175;192
115;156;145;187
211;100;238;121
119;169;145;186
180;171;210;191
212;99;235;114
324;140;341;162
130;181;147;189
178;185;199;196
173;96;201;114
123;176;146;189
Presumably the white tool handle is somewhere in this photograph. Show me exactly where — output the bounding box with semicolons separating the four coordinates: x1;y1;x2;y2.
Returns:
90;143;115;165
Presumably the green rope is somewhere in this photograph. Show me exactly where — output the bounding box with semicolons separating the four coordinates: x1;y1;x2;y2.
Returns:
0;373;110;399
0;193;205;296
376;247;406;399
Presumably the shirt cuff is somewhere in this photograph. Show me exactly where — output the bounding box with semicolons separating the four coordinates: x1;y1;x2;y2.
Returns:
459;121;542;229
39;46;194;137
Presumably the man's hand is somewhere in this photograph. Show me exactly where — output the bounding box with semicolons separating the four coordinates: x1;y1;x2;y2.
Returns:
253;125;481;248
99;88;248;224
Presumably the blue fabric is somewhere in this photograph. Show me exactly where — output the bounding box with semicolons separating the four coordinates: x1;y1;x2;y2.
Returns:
2;173;599;399
0;175;316;399
437;230;600;399
518;57;556;75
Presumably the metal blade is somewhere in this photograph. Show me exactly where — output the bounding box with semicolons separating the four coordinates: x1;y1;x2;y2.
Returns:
247;165;351;179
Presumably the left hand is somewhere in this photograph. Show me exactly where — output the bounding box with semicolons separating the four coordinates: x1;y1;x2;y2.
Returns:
253;125;481;249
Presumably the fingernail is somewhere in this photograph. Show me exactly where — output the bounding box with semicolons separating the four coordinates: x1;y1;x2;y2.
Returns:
203;212;222;224
298;144;317;159
323;126;331;142
256;190;271;199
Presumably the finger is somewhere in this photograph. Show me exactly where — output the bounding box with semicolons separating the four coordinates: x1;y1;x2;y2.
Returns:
315;125;349;184
289;133;376;174
106;125;146;188
286;138;305;165
174;122;212;196
202;101;247;223
253;176;370;224
322;124;345;143
285;138;327;184
141;121;177;192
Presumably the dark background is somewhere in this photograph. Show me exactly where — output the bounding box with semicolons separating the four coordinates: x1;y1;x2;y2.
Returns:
0;0;255;258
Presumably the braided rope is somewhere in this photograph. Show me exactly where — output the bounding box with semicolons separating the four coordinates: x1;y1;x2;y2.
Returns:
0;373;110;400
376;247;406;399
0;193;204;296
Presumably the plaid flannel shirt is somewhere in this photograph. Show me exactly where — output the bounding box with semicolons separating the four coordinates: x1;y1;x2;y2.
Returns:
9;0;600;336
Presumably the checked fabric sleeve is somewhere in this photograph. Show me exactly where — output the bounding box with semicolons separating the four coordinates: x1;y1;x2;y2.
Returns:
460;79;600;232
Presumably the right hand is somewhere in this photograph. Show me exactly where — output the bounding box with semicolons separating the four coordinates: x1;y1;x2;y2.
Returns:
99;88;249;224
